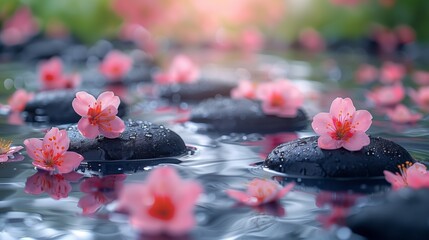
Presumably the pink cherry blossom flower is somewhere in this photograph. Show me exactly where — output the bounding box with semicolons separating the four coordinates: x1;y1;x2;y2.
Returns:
395;25;415;44
0;7;38;46
413;71;429;86
384;162;429;190
367;84;405;107
386;104;422;124
380;62;405;84
8;89;34;112
255;80;304;117
298;28;325;53
239;28;264;54
72;91;125;139
226;179;295;206
409;86;429;112
99;50;133;81
78;174;126;215
0;138;23;162
38;57;66;90
355;64;378;84
117;166;202;235
24;127;84;174
312;98;372;151
25;170;82;200
231;80;257;99
155;55;200;85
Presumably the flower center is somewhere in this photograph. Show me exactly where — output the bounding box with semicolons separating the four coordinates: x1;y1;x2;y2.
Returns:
0;139;12;154
398;161;413;184
44;72;56;82
270;93;285;107
147;195;176;221
42;149;63;168
87;102;104;125
330;117;354;141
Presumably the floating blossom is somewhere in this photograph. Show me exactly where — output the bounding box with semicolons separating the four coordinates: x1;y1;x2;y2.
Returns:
72;91;125;139
231;80;257;99
24;128;84;174
409;87;429;112
386;104;422;124
312;98;372;151
413;71;429;86
0;138;23;162
38;57;65;90
25;170;82;200
355;64;378;84
380;62;405;85
78;174;126;215
155;55;200;85
99;50;133;81
255;80;304;117
117;167;202;235
384;162;429;190
226;179;295;206
367;84;405;107
8;89;34;112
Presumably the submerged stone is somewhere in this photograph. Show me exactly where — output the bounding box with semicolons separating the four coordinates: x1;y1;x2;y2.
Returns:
190;97;307;133
347;188;429;240
68;120;187;160
157;81;234;103
264;136;414;178
24;90;127;124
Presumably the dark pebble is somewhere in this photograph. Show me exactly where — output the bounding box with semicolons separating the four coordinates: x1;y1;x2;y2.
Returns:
264;136;414;178
190;97;307;133
347;188;429;240
23;90;127;124
68;119;187;160
157;81;235;103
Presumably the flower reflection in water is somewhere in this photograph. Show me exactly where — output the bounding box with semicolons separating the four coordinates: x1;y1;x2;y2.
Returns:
78;174;126;215
24;170;83;200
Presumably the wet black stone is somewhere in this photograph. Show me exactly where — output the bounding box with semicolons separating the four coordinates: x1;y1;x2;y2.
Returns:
264;136;414;178
157;81;235;103
190;97;307;133
347;188;429;240
68;120;187;160
23;90;127;124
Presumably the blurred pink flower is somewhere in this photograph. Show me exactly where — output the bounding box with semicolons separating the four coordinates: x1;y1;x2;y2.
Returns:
255;80;304;117
317;207;348;228
78;174;126;215
99;50;133;81
119;23;157;54
386;104;422;124
24;127;84;174
384;162;429;190
380;62;405;84
72;91;125;139
231;80;257;99
409;86;429;112
373;27;398;54
117;166;202;235
8;89;34;112
298;28;325;53
155;55;200;85
63;73;81;89
25;170;82;200
0;7;38;46
312;97;372;151
395;25;415;44
0;138;23;162
367;84;405;107
355;64;378;84
39;57;66;90
226;178;294;206
412;71;429;86
239;28;264;54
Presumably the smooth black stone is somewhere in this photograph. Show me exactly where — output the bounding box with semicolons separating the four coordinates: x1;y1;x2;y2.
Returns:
157;81;234;103
347;188;429;240
190;97;307;133
68;120;187;160
24;90;127;124
264;136;414;178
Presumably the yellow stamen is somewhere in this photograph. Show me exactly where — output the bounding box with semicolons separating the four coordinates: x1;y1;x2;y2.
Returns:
0;139;12;154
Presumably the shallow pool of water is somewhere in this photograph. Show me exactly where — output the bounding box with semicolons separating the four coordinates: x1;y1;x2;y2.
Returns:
1;53;428;240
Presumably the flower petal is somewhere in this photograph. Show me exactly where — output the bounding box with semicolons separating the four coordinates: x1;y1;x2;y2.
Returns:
97;91;120;109
312;113;333;135
24;138;43;160
329;98;356;120
352;110;372;132
318;135;341;150
72;91;96;117
384;170;406;190
226;189;260;206
99;116;125;139
276;182;295;199
77;118;100;139
56;151;84;174
342;132;370;151
0;155;8;162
